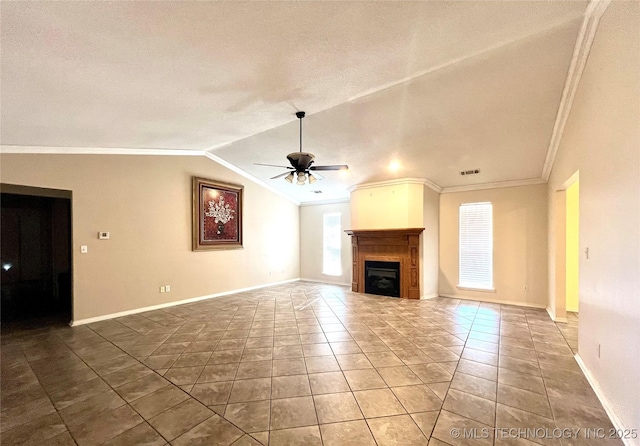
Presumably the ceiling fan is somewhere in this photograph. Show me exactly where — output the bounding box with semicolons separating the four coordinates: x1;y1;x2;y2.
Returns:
255;111;349;185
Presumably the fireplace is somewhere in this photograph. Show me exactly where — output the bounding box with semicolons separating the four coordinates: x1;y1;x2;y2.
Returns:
345;228;424;299
365;261;400;297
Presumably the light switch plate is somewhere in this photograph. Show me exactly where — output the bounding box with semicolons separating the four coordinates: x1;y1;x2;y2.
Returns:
81;245;88;253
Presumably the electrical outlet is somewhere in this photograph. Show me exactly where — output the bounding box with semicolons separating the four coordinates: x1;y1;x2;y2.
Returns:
523;285;528;292
165;285;171;292
160;286;165;293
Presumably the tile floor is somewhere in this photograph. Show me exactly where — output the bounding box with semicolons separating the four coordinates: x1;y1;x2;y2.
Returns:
1;282;619;445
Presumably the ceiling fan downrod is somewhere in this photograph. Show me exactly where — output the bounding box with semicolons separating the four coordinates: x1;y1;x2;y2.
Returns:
296;111;305;153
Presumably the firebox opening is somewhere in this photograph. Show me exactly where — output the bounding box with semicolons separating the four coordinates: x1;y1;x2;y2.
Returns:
364;261;400;298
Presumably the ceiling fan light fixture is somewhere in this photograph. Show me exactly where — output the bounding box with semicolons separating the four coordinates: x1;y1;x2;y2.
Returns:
257;111;349;184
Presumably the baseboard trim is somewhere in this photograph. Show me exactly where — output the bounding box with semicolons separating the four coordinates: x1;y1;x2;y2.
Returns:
546;306;568;323
299;277;351;287
421;293;439;300
574;354;638;446
70;278;301;326
440;294;547;309
546;306;556;320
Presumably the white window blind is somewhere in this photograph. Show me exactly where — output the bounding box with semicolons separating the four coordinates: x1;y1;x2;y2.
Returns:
459;202;493;290
323;213;342;276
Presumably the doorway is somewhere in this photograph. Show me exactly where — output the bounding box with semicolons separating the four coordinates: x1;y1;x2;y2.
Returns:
1;186;72;324
553;171;580;324
565;180;580;314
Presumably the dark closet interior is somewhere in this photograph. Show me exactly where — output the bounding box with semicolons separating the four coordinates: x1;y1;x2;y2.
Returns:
1;192;72;323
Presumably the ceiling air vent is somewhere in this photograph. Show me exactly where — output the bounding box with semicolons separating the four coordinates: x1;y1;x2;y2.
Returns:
312;190;323;194
460;169;480;176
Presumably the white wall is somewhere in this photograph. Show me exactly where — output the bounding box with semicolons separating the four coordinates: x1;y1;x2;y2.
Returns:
439;184;548;307
350;181;424;230
422;186;439;298
547;1;640;434
0;154;301;321
300;201;351;285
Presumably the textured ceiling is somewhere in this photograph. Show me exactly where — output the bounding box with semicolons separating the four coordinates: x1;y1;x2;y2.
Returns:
1;1;587;203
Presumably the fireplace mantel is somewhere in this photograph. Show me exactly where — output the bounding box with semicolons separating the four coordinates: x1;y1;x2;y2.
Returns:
345;228;425;299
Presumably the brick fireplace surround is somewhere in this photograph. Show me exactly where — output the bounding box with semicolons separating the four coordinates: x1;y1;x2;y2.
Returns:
344;228;425;299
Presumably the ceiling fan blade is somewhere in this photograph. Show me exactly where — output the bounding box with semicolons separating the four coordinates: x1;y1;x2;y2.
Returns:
270;171;293;180
258;113;344;178
309;165;349;171
254;163;293;169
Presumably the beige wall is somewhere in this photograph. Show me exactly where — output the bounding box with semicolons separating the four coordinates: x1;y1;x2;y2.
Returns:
439;184;548;307
0;154;300;321
547;1;640;432
422;187;439;298
299;201;351;285
350;182;424;229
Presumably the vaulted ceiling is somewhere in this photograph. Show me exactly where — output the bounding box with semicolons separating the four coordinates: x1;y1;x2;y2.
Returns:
1;1;588;203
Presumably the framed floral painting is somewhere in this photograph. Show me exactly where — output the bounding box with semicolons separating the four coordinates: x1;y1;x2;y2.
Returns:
192;177;243;250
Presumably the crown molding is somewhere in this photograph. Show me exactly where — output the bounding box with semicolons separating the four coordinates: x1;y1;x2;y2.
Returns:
423;178;442;193
560;170;580;191
1;145;302;206
204;152;301;206
440;178;546;194
542;0;612;181
299;198;350;207
0;145;206;156
348;177;442;193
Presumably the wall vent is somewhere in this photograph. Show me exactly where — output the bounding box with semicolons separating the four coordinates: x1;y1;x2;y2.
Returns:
312;190;323;194
460;169;480;176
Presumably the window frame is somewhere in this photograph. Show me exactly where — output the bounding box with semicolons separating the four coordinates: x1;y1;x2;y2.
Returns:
458;202;495;292
322;212;342;277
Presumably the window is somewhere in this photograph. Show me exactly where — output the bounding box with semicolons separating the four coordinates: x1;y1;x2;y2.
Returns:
323;213;342;276
459;202;493;290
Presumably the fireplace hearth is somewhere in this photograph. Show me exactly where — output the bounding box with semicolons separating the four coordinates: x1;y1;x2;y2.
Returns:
365;261;400;297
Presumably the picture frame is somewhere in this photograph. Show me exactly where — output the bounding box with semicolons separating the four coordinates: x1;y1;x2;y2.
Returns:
192;177;243;250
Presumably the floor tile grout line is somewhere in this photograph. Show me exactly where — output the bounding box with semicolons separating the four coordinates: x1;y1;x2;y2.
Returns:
98;311;281;440
494;302;502;442
540;313;582;428
523;308;560;433
211;304;274;443
82;321;209;444
428;299;468;445
3;285;602;446
14;324;167;445
2;340;79;443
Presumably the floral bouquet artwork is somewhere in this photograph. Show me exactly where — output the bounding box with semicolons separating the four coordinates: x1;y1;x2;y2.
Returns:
206;195;235;235
193;177;243;250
